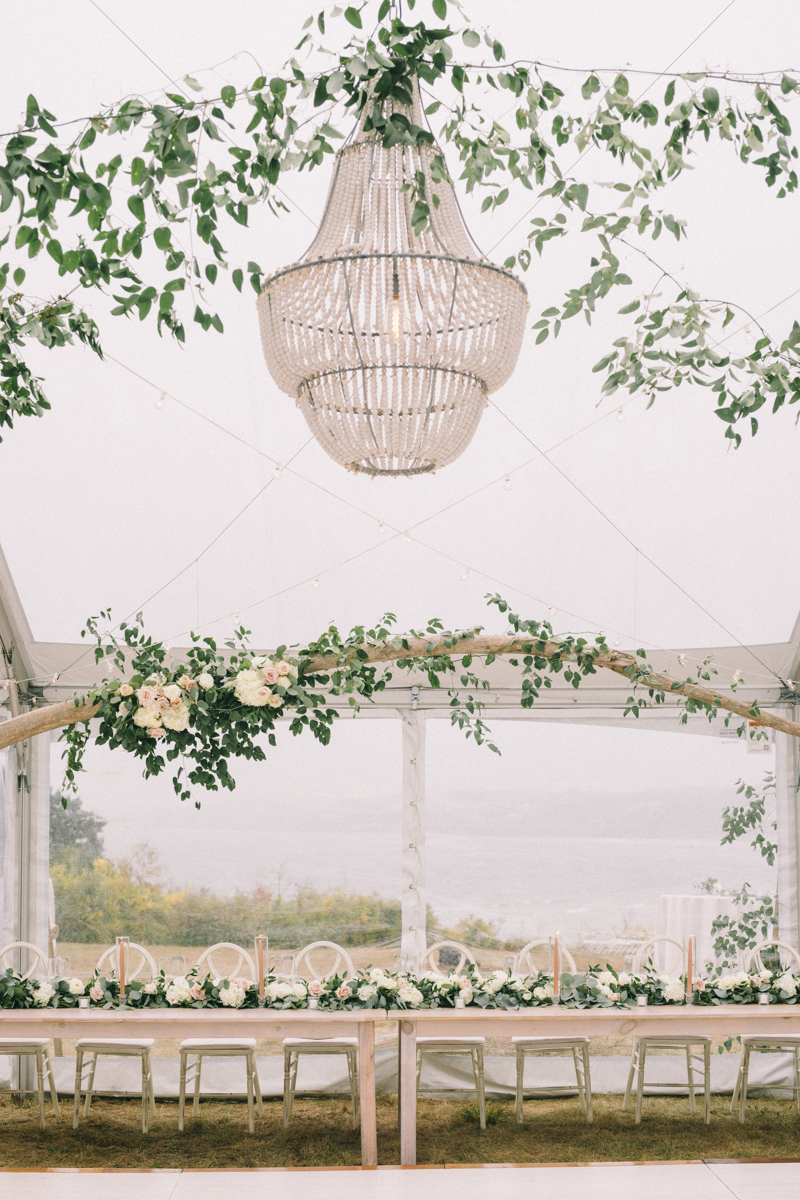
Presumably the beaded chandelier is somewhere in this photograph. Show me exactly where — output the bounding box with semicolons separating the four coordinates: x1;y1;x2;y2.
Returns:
257;83;528;477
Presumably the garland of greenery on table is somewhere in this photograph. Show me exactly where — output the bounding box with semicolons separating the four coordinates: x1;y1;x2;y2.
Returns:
2;962;798;1012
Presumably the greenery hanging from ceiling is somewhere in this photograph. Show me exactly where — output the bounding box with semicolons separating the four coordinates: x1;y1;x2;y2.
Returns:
1;0;799;446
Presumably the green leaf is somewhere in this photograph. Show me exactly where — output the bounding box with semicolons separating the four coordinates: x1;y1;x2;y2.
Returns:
232;268;243;292
462;29;480;47
221;85;236;108
344;6;362;27
703;86;719;115
664;80;675;106
432;0;447;17
13;267;25;286
581;74;600;101
378;0;391;18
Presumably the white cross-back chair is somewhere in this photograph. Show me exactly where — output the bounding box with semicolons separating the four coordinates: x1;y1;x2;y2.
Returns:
513;1036;593;1124
292;940;355;981
419;940;477;977
745;939;800;975
179;1038;264;1133
631;936;685;977
623;1035;711;1124
513;939;577;977
0;942;49;980
194;942;256;981
416;940;485;1128
0;1038;60;1128
95;942;157;982
73;1038;156;1133
282;940;359;1130
732;1034;800;1121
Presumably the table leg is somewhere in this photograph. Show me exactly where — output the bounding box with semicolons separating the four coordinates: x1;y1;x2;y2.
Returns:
399;1019;417;1166
358;1021;377;1167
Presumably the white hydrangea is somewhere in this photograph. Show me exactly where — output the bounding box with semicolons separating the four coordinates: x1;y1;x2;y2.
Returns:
357;984;377;1001
162;701;190;731
233;669;271;706
144;981;159;995
69;978;85;995
663;980;685;1003
166;977;192;1005
219;982;246;1008
776;972;798;994
33;982;54;1007
718;972;749;991
398;984;423;1007
133;703;163;729
266;980;294;1001
533;983;554;1001
595;971;616;986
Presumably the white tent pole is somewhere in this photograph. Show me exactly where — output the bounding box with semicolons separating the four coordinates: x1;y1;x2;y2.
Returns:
400;708;427;973
776;711;800;950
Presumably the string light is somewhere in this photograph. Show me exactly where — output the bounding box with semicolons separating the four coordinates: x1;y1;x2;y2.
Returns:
233;614;240;624
50;673;59;685
678;655;687;667
733;670;741;683
503;477;513;491
403;532;412;544
613;636;621;647
273;463;282;479
378;522;386;534
460;568;470;582
547;605;555;615
616;409;624;422
312;578;320;590
155;392;166;410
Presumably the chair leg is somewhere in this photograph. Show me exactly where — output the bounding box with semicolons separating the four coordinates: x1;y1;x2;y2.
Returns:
348;1048;360;1131
635;1043;647;1124
246;1051;255;1134
794;1048;800;1112
192;1054;202;1118
731;1056;742;1113
72;1050;84;1129
572;1046;586;1112
83;1053;98;1118
254;1053;264;1117
474;1048;486;1130
703;1043;711;1125
582;1044;594;1125
178;1051;187;1131
35;1048;46;1130
283;1051;298;1128
739;1045;750;1123
623;1039;638;1112
44;1048;60;1119
141;1054;149;1134
685;1045;696;1115
515;1048;524;1124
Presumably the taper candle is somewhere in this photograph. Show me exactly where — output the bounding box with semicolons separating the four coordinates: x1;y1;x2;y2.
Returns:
255;935;267;1000
686;935;693;1004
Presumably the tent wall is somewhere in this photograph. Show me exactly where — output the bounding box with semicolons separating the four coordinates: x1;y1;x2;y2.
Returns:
777;713;800;949
400;709;427;971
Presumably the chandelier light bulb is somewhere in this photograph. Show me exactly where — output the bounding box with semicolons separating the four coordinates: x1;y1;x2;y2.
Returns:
257;81;527;477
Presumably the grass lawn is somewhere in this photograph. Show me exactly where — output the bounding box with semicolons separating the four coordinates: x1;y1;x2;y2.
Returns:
1;1094;799;1168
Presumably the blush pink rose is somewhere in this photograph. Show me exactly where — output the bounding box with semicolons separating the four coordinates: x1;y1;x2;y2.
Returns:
256;686;270;700
335;984;352;999
189;983;204;1001
137;686;155;704
262;666;280;685
148;727;166;739
308;980;323;996
230;977;250;990
171;698;182;708
89;984;103;1002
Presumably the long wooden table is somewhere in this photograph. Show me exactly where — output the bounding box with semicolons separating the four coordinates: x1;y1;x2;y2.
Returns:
388;1005;800;1165
0;1007;386;1165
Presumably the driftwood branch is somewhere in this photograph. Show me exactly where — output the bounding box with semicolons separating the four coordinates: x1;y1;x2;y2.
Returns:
0;634;796;751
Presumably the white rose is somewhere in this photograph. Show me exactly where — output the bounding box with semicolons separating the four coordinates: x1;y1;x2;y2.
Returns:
34;983;55;1006
144;981;159;994
69;978;85;995
219;983;246;1008
458;988;473;1002
596;971;615;986
776;972;798;994
617;972;632;987
198;673;214;690
534;983;554;1001
133;703;163;729
522;991;532;1001
277;661;292;676
163;684;181;701
292;982;308;999
397;984;423;1007
357;984;377;1001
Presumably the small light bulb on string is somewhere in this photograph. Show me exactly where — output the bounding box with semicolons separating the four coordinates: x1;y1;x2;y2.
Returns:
164;645;172;658
547;605;555;615
744;326;755;347
613;636;621;647
273;463;282;479
233;614;240;625
678;654;687;668
503;477;512;491
616;409;624;422
50;673;59;685
403;532;412;544
460;568;470;582
312;578;320;590
378;522;385;534
788;680;797;692
155;392;166;410
732;670;741;683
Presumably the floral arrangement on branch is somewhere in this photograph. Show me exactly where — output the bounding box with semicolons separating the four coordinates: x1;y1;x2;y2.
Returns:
694;967;799;1006
53;594;774;808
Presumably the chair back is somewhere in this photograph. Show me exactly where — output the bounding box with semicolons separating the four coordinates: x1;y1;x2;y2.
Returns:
419;940;477;977
194;942;255;981
294;941;355;981
745;939;800;975
0;941;49;980
95;942;157;982
513;938;577;976
631;936;684;977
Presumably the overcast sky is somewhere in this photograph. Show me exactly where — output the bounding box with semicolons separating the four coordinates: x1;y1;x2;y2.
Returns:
0;1;791;926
